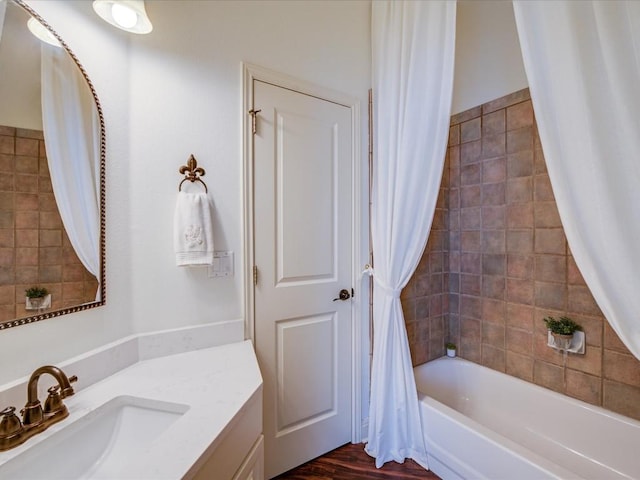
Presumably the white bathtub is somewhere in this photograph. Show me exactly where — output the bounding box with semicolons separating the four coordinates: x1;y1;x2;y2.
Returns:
414;357;640;480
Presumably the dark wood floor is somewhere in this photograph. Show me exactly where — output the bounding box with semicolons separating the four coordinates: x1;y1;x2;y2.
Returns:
274;443;442;479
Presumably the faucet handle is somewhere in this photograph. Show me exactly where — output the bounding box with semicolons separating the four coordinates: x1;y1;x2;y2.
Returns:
44;386;64;415
0;407;23;438
45;373;77;413
60;375;78;399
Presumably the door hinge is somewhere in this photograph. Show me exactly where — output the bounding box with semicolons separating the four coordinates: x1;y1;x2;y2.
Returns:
248;109;261;135
253;265;258;286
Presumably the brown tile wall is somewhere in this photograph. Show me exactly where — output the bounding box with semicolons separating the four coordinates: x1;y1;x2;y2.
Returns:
402;157;449;365
404;89;640;421
0;125;98;322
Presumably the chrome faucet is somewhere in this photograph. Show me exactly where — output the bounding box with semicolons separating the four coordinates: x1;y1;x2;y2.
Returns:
0;365;77;451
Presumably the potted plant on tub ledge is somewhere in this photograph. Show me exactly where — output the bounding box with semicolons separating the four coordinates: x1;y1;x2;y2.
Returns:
25;286;50;311
544;316;582;351
445;342;457;358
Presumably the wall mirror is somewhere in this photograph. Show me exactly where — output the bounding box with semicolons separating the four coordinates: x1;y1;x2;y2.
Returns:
0;0;105;330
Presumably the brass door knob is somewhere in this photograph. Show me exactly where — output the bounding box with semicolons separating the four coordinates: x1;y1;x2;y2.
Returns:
333;289;351;301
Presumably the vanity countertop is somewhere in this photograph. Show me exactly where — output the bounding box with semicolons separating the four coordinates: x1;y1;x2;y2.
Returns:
0;339;263;479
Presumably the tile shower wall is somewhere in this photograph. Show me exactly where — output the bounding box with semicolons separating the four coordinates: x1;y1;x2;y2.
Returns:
0;125;98;322
403;157;449;366
405;89;640;421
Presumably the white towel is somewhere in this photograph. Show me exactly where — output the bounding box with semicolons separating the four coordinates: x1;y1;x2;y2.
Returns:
174;192;214;266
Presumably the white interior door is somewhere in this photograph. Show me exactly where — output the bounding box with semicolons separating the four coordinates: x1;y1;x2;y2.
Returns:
252;79;353;479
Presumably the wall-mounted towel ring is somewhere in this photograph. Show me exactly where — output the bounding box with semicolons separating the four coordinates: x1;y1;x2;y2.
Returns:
178;154;208;193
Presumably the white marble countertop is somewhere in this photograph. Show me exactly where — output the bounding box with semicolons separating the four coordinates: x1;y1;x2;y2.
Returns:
0;339;263;479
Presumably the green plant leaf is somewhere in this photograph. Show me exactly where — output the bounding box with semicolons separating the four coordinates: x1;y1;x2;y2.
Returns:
543;316;582;335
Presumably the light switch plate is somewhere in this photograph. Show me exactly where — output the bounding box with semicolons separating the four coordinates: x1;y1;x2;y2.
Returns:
208;251;234;278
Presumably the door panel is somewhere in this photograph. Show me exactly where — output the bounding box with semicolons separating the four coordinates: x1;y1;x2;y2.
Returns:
275;109;336;284
276;313;335;432
253;79;352;478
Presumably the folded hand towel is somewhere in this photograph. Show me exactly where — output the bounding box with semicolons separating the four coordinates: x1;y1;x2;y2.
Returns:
174;192;214;266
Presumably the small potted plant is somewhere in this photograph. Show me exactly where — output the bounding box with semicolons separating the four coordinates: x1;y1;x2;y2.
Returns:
543;316;582;350
25;286;49;310
445;342;457;358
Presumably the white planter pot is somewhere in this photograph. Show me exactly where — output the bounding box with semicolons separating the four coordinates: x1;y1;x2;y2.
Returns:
551;332;573;351
25;294;52;311
446;348;456;358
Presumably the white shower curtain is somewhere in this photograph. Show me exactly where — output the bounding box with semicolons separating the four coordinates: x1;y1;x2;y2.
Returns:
41;44;101;299
0;1;6;47
513;1;640;359
366;0;456;468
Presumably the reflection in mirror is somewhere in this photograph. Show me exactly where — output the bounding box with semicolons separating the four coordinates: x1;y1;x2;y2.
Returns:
0;0;105;330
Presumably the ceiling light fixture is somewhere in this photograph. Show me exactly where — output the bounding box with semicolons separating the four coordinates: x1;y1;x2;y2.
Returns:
92;0;153;34
27;17;61;47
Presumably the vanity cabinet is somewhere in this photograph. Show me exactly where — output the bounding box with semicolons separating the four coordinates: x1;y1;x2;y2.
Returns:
233;435;264;480
190;388;263;480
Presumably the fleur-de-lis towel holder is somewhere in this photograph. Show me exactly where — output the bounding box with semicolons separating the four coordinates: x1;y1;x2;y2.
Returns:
178;154;208;193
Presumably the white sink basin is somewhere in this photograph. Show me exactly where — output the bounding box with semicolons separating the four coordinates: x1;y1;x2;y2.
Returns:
0;395;189;479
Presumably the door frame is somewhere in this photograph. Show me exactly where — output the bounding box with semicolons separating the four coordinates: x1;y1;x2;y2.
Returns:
242;62;363;443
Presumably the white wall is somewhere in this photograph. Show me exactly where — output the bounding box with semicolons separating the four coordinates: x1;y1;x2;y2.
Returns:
452;0;528;114
0;0;371;385
128;0;371;434
127;0;371;332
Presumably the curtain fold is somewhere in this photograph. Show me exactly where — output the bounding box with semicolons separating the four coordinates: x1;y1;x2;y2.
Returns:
513;1;640;358
0;1;6;47
366;0;456;469
41;44;101;299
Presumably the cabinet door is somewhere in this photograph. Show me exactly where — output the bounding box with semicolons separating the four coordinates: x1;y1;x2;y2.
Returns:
233;435;264;480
